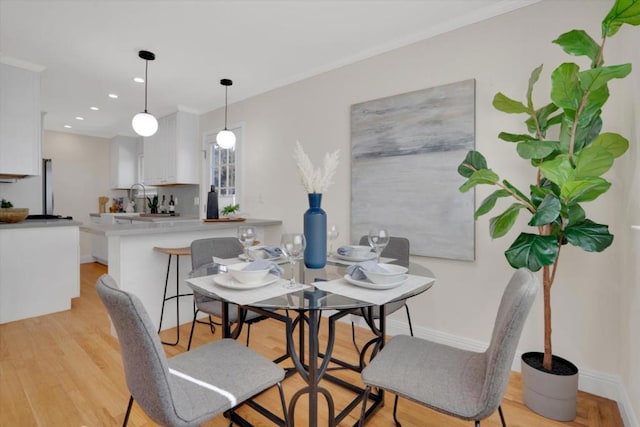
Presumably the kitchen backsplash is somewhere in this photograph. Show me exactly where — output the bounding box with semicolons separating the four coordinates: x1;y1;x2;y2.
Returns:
128;184;199;217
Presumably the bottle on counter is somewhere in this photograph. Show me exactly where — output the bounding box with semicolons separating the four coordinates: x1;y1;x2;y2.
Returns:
206;185;219;219
159;195;167;214
169;195;175;216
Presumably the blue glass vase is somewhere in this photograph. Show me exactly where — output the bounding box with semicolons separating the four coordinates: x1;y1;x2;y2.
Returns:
304;193;327;268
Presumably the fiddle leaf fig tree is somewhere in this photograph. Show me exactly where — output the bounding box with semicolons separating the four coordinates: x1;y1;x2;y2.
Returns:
457;0;639;372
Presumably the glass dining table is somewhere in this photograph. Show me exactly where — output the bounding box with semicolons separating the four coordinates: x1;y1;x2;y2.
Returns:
186;260;435;427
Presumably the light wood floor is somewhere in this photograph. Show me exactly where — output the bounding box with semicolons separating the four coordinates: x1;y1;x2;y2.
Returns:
0;263;624;426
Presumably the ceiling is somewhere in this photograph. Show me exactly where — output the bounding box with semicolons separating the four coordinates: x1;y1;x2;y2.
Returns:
0;0;538;139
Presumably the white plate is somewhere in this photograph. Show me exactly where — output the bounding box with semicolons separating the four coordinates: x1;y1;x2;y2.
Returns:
239;253;285;262
344;273;407;290
213;273;280;290
335;251;377;262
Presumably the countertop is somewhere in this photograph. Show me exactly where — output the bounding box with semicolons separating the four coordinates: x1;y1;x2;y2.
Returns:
0;219;82;230
80;218;281;236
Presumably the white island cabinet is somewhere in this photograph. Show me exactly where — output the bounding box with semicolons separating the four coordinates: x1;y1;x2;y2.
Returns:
0;220;80;324
81;218;282;332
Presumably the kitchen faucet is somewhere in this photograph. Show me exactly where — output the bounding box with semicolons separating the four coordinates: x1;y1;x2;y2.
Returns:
129;183;147;213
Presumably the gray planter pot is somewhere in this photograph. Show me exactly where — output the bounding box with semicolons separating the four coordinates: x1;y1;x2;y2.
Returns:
521;352;579;421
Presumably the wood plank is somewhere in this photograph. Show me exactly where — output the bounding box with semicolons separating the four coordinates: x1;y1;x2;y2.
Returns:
0;262;624;426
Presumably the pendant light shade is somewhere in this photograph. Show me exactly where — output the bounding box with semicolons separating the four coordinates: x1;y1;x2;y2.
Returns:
216;78;236;149
132;50;158;137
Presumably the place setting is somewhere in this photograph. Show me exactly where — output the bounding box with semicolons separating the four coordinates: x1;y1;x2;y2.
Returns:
314;259;435;306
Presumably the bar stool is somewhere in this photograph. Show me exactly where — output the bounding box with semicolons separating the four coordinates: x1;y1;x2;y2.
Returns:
153;246;192;346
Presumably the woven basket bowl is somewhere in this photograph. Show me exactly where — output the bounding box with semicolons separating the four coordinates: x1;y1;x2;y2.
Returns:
0;208;29;223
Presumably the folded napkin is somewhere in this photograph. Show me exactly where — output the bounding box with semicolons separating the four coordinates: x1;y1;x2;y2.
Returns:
243;259;284;277
337;246;371;257
258;246;283;258
346;260;390;280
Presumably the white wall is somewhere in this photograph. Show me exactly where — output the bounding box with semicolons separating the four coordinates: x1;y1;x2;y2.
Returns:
200;0;638;419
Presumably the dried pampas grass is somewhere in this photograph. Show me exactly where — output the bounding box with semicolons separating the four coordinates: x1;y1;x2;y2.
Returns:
293;141;340;193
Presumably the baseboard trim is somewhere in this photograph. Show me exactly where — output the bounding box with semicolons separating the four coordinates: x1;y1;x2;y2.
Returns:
385;317;638;427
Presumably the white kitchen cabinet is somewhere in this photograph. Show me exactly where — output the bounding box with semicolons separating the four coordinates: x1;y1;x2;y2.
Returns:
143;111;199;185
110;135;140;189
0;63;42;176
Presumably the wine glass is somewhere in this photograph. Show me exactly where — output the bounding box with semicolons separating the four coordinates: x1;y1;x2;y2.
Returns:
368;227;390;263
237;226;256;260
280;233;306;289
327;224;339;256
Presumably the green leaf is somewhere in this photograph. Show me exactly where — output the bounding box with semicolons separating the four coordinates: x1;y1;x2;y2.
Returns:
489;203;527;239
526;103;560;135
498;132;536;143
576;84;608;128
579;64;632;92
565;203;586;225
551;63;583;110
562;114;603;153
553;30;600;64
564;220;614;252
528;194;562;226
505;233;559;271
517;141;559;159
539;155;575;187
603;0;640;37
503;179;532;206
561;177;611;204
457;150;488;178
459;169;500;192
574;145;614;178
527;64;543;109
475;189;511;219
591;132;629;158
493;92;529;114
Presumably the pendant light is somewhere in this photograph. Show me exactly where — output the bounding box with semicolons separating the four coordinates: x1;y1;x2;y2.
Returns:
131;50;158;137
216;78;236;149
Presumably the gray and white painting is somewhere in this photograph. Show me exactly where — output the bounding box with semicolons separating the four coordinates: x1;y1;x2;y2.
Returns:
350;79;475;261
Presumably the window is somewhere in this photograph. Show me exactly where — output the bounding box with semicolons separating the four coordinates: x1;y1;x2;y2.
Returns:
211;144;236;197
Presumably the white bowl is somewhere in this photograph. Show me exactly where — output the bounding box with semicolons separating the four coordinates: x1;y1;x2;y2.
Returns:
227;262;271;284
363;263;408;284
341;245;372;259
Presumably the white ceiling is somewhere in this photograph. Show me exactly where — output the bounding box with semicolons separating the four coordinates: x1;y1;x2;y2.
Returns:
0;0;538;139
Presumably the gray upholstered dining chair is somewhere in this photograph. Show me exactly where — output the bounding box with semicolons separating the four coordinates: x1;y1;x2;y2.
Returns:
96;274;288;427
358;268;538;427
187;237;266;350
350;236;412;351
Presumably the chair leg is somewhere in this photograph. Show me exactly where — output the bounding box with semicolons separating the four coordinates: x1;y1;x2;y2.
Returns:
475;421;480;427
187;309;199;351
498;405;506;427
392;394;402;427
246;324;251;347
357;385;372;427
404;304;414;336
276;381;290;427
122;395;134;427
351;321;361;353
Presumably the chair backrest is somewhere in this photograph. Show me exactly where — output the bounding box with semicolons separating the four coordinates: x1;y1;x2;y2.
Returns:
478;268;538;418
191;237;244;269
96;274;180;426
358;235;410;267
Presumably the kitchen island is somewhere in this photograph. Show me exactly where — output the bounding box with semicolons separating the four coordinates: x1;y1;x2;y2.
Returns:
0;219;81;324
81;218;282;332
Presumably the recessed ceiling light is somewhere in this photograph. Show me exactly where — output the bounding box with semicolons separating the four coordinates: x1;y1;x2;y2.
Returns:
64;125;72;129
108;93;118;99
75;116;84;120
133;77;144;83
89;106;99;111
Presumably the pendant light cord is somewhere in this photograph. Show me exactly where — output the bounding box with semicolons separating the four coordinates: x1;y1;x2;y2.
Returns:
144;60;149;113
224;85;228;130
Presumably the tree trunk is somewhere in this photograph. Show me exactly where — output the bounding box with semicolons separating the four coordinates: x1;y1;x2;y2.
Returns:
543;265;553;371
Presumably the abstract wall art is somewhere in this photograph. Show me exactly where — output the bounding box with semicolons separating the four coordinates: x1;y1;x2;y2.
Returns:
350;79;476;261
